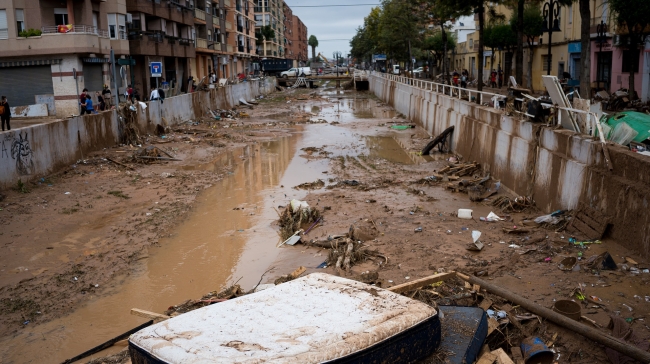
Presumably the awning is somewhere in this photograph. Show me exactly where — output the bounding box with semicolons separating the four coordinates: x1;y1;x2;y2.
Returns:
0;59;61;68
83;57;110;63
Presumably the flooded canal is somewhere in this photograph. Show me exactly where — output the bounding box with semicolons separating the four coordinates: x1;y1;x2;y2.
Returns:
0;93;413;364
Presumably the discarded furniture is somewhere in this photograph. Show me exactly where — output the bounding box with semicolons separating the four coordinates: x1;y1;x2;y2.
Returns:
129;273;441;363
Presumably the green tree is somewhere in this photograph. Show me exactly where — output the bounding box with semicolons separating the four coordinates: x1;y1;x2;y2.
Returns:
510;4;542;90
423;0;474;82
377;0;427;74
423;31;457;70
308;35;319;62
255;25;275;44
350;7;382;65
608;0;650;98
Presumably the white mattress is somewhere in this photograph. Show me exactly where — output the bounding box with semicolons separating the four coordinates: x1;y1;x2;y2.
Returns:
129;273;437;363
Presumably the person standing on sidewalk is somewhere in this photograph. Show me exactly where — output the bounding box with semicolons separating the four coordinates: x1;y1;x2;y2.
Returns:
102;85;112;109
79;88;88;115
0;96;10;131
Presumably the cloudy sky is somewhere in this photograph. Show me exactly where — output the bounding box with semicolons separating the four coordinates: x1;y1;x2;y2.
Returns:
283;1;379;60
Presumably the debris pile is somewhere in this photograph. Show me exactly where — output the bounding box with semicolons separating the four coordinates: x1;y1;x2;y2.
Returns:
491;195;535;213
117;103;142;146
277;199;321;240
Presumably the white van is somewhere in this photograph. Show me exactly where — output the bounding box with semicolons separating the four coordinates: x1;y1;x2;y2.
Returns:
280;67;312;78
392;65;400;74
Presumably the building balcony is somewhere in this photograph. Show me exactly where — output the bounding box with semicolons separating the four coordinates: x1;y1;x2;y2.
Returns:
196;37;208;49
2;26;121;57
226;44;233;53
126;0;194;26
128;32;195;58
254;6;270;12
213;16;220;27
224;0;231;6
226;21;233;30
194;8;207;23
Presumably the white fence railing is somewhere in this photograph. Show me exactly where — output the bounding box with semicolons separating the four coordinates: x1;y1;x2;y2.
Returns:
41;25;109;38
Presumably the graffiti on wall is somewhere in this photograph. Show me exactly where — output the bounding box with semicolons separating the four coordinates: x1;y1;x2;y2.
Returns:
2;131;34;175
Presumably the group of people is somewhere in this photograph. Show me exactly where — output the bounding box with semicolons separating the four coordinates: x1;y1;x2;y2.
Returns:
79;85;114;115
451;69;470;88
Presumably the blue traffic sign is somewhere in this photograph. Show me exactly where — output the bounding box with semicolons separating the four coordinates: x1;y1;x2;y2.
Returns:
150;62;163;77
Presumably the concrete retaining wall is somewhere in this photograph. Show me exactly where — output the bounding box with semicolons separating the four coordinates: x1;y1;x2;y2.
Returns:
0;78;276;189
370;74;650;258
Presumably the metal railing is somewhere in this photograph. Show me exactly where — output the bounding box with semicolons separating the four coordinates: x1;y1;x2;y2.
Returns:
380;73;506;109
41;25;109;37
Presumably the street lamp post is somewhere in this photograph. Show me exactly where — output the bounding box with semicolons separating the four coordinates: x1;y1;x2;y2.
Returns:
596;20;608;90
333;51;342;76
541;0;561;76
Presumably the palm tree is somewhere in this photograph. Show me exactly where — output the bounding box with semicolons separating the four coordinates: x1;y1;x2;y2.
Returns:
308;35;319;62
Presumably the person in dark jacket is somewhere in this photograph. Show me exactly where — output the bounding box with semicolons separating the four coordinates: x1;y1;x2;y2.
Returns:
0;96;10;131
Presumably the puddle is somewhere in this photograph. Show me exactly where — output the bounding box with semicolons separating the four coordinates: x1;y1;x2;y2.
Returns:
365;136;415;165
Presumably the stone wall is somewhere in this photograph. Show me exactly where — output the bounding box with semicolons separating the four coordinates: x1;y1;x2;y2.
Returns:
370;74;650;258
0;77;276;189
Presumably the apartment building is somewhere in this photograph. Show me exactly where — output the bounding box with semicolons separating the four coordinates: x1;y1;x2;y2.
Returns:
191;0;220;82
281;3;306;66
453;1;650;99
253;0;284;58
0;0;129;116
231;0;256;76
126;0;195;96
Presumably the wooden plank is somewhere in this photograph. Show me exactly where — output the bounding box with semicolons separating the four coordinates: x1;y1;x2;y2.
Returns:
492;348;515;364
510;346;525;364
289;266;306;279
487;317;499;336
131;308;170;323
479;298;493;311
571;218;601;240
476;351;497;364
388;272;456;294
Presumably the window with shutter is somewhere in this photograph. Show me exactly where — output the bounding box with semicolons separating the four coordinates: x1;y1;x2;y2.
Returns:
16;9;24;34
0;10;8;39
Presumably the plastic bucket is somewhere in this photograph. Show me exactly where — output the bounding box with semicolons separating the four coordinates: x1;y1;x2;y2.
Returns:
458;209;473;219
521;337;554;364
553;300;581;321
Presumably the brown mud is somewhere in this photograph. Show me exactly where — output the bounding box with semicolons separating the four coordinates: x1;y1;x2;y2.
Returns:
1;84;649;364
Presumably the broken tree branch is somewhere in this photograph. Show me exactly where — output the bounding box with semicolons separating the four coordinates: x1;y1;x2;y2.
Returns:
456;272;650;363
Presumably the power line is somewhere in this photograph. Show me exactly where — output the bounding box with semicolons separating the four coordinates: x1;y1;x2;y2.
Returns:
289;4;380;7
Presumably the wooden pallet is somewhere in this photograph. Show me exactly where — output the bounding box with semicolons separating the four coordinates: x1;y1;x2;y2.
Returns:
567;203;609;240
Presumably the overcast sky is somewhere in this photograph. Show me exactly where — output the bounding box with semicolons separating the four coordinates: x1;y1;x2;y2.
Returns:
283;1;379;60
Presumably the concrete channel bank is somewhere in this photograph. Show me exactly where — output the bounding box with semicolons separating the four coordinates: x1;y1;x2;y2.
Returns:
370;73;650;258
0;77;276;189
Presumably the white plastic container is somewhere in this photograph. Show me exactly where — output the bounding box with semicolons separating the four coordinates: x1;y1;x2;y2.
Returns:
458;209;473;219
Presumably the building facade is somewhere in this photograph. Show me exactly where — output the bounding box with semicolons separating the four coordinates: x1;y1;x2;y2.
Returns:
254;0;284;58
0;0;130;116
283;10;307;67
452;1;650;100
126;0;195;97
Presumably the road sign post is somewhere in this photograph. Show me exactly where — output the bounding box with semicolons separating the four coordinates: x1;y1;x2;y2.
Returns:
150;62;162;91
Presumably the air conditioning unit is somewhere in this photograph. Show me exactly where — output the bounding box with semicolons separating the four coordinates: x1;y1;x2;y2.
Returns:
126;13;133;23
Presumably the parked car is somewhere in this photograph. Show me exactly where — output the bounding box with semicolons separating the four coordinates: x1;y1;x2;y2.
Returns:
412;67;424;77
279;67;312;78
392;65;400;74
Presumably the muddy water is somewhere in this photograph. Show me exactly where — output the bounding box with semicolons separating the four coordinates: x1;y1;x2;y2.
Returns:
0;95;409;364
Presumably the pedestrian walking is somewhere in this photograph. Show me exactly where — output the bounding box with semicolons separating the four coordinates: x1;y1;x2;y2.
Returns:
490;69;497;88
461;69;468;88
0;96;11;131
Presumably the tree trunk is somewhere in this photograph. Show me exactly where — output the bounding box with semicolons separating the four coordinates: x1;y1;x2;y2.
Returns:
441;25;448;84
526;47;534;91
311;46;315;62
515;0;524;83
477;5;485;93
579;0;591;98
629;48;637;99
